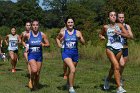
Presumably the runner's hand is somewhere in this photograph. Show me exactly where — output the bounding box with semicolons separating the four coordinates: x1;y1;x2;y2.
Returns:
40;42;45;47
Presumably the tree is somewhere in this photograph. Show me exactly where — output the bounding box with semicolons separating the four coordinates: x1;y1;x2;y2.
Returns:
42;0;68;27
0;0;47;27
100;0;140;41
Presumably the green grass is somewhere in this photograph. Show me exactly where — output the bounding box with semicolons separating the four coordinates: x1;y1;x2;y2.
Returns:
0;26;139;93
0;47;140;93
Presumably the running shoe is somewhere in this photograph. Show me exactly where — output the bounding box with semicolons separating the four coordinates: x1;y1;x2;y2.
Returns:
11;69;16;73
28;79;33;89
69;87;76;93
103;77;110;90
116;86;126;93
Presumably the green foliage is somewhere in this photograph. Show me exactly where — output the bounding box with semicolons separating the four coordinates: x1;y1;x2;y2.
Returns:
0;26;10;37
0;0;46;27
0;0;140;43
100;0;140;41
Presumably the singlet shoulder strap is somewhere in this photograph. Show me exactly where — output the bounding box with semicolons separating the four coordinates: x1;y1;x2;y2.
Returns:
10;34;13;36
39;31;42;38
30;31;33;37
16;34;18;37
115;23;119;27
8;34;11;37
73;29;77;35
64;29;68;36
107;24;112;30
114;23;120;30
108;24;110;28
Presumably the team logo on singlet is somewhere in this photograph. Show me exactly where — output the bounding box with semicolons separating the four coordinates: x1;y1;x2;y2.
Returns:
107;28;121;44
10;40;18;47
66;42;76;48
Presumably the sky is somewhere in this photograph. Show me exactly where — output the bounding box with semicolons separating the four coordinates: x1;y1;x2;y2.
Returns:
10;0;45;9
11;0;17;3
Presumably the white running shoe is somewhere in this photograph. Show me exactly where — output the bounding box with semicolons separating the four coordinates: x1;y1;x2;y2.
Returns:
69;87;76;93
103;77;110;90
116;86;126;93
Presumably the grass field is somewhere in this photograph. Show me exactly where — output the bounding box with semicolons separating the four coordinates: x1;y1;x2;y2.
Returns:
0;42;140;93
0;29;139;93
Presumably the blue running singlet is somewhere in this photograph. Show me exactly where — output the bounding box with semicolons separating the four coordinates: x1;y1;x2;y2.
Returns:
22;31;30;52
62;29;79;62
28;31;43;62
121;23;128;46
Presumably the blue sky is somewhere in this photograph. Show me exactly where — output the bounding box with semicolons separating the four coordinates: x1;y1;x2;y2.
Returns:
10;0;45;9
11;0;17;3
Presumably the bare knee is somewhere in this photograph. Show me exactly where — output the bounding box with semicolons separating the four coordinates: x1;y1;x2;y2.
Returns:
10;57;15;61
31;68;38;73
114;66;120;71
31;66;38;73
70;67;76;74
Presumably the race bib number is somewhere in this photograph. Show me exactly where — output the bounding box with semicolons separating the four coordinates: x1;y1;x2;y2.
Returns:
30;47;40;52
11;41;17;47
66;42;76;48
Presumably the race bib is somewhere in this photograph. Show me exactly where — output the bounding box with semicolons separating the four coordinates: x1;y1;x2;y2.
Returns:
11;41;17;47
66;42;76;48
30;47;41;52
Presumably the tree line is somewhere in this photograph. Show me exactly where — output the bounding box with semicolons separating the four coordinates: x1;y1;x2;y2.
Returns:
0;0;140;43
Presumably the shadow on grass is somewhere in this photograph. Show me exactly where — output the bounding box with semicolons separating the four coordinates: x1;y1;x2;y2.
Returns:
8;68;24;72
25;73;30;79
16;68;24;71
57;84;80;91
0;63;4;66
58;73;64;77
94;84;116;93
38;83;49;89
26;83;49;91
94;78;117;93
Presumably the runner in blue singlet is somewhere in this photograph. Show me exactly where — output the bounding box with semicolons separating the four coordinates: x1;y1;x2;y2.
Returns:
117;12;133;86
99;11;131;93
56;16;85;93
22;20;50;90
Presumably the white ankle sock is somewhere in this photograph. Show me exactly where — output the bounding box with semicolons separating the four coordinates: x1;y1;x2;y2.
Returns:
69;87;74;90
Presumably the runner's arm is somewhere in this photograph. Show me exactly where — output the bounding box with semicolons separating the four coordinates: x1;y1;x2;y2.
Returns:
77;31;85;45
56;30;64;48
41;32;50;47
127;25;133;39
99;25;106;40
5;35;9;46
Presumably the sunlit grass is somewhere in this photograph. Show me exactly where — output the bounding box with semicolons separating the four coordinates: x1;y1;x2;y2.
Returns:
0;28;139;93
0;40;139;93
